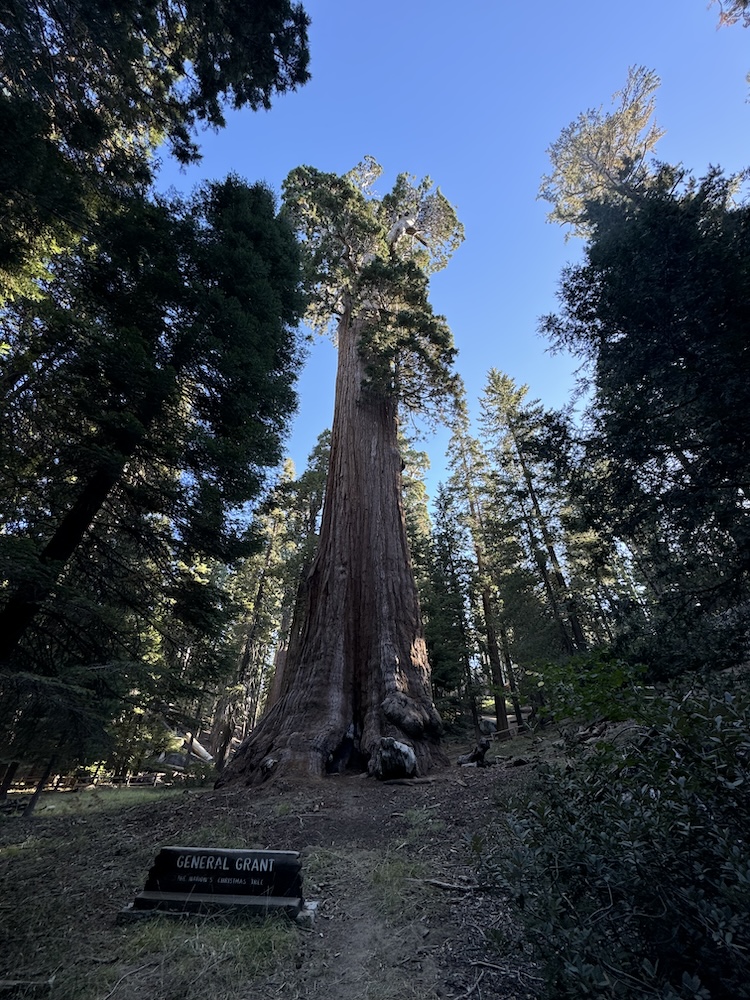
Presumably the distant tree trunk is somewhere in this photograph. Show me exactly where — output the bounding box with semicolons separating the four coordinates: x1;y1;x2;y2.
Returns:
517;493;576;656
258;582;301;719
513;437;587;652
22;755;56;818
455;589;481;742
217;309;445;786
499;626;525;731
463;665;481;741
591;587;616;643
439;534;480;739
447;434;511;740
210;693;235;773
210;544;277;770
479;591;510;739
265;643;288;714
0;761;20;800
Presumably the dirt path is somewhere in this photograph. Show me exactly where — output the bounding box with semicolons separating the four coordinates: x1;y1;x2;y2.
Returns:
0;744;546;1000
224;765;539;1000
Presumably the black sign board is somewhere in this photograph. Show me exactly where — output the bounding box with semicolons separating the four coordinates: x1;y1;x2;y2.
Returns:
126;847;304;918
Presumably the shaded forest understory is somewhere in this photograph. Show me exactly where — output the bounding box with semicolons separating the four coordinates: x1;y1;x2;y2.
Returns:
0;738;539;1000
2;694;749;1000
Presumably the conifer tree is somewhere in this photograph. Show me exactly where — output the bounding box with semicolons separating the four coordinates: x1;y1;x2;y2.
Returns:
218;158;463;784
539;65;663;239
445;407;511;738
541;168;750;671
0;179;305;769
421;485;482;736
479;370;588;653
0;0;310;300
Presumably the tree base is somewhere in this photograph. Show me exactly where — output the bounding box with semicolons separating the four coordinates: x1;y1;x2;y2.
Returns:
215;721;448;789
367;737;416;779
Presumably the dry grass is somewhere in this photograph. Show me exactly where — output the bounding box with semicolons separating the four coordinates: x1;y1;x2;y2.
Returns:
302;845;431;920
8;785;188;816
99;917;297;1000
0;789;300;1000
370;855;430;917
0;755;543;1000
401;805;447;845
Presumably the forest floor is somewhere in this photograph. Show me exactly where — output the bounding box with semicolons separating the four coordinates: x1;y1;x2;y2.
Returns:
0;730;563;1000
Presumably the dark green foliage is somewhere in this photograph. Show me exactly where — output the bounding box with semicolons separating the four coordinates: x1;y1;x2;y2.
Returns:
479;681;750;999
356;257;460;418
614;599;750;681
0;177;304;769
0;0;311;777
1;670;119;774
541;168;750;671
421;486;476;707
534;650;647;723
0;0;310;299
1;177;303;590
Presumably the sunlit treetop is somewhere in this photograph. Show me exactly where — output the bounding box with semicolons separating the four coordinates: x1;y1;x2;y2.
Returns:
282;156;464;330
539;66;665;240
712;0;750;25
282;157;464;424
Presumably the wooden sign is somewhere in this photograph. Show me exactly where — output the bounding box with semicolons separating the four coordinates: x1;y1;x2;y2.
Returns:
123;847;304;918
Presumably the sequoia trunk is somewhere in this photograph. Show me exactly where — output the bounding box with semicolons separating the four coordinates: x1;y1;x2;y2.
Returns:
217;309;445;785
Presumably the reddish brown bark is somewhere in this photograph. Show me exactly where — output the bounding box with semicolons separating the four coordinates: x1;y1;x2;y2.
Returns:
217;310;446;786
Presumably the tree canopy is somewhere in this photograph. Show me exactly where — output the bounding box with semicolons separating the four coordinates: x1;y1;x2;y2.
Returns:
539;65;664;239
0;0;310;300
282;157;464;422
0;176;305;768
541;166;750;669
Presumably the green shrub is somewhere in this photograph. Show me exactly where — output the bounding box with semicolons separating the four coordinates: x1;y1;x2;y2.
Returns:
478;682;750;999
533;650;647;724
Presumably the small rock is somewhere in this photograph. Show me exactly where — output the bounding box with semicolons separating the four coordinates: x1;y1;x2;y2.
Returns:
506;757;530;768
295;901;319;929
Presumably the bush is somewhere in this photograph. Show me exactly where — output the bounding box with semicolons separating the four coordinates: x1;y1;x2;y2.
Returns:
614;603;750;681
478;681;750;999
533;650;647;724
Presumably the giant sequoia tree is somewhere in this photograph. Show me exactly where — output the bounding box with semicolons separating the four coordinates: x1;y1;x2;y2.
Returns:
218;158;463;785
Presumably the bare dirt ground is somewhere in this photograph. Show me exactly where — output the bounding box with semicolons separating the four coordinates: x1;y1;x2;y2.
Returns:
0;735;552;1000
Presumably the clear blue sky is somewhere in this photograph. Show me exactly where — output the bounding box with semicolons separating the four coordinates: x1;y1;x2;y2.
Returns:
157;0;749;498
